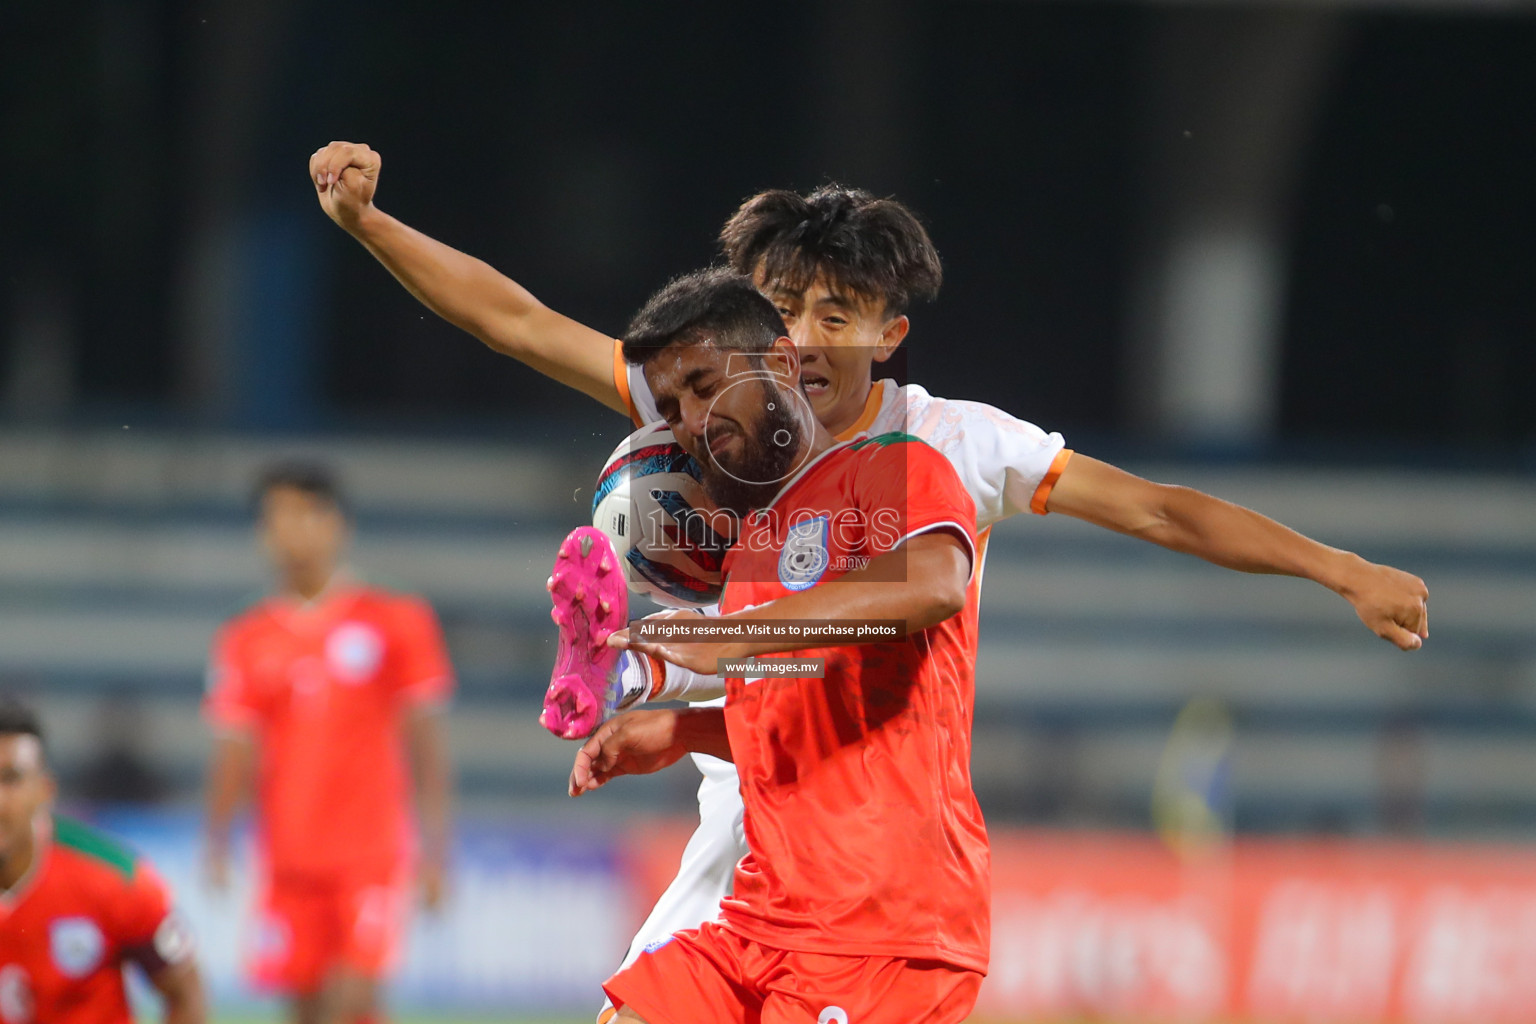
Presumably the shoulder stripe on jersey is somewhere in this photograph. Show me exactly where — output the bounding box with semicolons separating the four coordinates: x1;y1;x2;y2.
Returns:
849;431;922;450
834;381;888;441
53;815;137;878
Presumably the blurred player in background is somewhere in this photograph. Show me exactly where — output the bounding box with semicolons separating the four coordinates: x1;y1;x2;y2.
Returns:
306;141;1430;1019
0;699;205;1024
571;271;988;1023
201;464;455;1024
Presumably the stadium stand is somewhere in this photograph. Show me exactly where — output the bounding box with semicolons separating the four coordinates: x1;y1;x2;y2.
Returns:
2;428;1533;836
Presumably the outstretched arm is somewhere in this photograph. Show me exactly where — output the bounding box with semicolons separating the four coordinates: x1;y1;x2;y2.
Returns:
201;732;254;890
570;708;731;796
1046;454;1430;650
613;531;972;674
148;959;206;1024
308;141;626;414
405;705;453;911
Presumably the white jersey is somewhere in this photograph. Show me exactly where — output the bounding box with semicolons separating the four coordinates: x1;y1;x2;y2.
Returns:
621;358;1074;536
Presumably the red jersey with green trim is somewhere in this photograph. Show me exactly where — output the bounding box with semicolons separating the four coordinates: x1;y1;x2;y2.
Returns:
0;816;192;1024
716;433;990;973
203;582;453;876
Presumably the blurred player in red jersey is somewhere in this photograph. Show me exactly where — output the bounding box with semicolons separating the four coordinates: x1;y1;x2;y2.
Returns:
0;700;205;1024
568;270;988;1024
201;464;454;1024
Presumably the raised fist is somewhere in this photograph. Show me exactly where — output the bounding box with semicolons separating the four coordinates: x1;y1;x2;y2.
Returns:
309;140;381;232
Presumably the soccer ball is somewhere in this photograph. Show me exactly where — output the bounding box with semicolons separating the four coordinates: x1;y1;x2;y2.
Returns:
591;422;731;608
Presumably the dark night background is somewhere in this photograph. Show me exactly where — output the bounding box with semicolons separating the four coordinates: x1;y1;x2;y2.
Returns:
4;1;1532;457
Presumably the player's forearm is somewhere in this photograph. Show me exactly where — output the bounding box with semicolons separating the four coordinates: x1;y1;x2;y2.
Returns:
1146;485;1361;592
162;988;206;1024
713;536;970;657
349;207;625;411
351;207;543;347
1048;455;1427;648
407;711;454;863
155;965;207;1024
202;737;252;847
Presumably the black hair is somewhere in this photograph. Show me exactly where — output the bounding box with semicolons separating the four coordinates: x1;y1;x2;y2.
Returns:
0;698;45;761
252;461;347;515
719;184;942;316
620;267;788;366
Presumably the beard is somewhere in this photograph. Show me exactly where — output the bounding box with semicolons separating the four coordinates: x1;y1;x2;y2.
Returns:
699;379;805;516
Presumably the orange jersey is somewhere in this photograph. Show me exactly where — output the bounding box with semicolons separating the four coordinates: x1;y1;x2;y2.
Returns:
717;434;990;974
0;816;192;1024
204;582;453;876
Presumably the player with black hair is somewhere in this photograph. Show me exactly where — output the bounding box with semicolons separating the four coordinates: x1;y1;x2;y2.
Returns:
252;461;350;514
0;699;205;1023
202;464;455;1024
569;270;988;1023
621;267;791;362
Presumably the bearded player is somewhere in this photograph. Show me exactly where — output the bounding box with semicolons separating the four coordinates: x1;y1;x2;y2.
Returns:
306;141;1430;1016
202;464;454;1024
0;700;205;1024
563;268;988;1023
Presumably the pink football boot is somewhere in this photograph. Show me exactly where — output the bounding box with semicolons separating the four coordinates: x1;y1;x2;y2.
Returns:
541;526;629;739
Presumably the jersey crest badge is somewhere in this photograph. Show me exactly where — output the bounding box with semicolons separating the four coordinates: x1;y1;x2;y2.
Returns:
779;516;830;591
326;622;384;683
49;917;105;978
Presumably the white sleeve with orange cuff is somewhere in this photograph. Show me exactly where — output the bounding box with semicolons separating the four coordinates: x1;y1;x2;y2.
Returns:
899;386;1071;529
613;340;662;427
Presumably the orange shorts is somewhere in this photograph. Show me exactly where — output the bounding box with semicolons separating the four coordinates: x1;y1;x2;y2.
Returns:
249;861;413;995
604;920;982;1024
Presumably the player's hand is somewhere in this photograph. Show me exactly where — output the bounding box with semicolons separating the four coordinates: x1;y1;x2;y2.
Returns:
607;627;726;676
203;841;232;893
1339;558;1429;650
569;709;691;796
419;856;448;912
606;608;725;674
309;141;381;233
646;607;707;625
